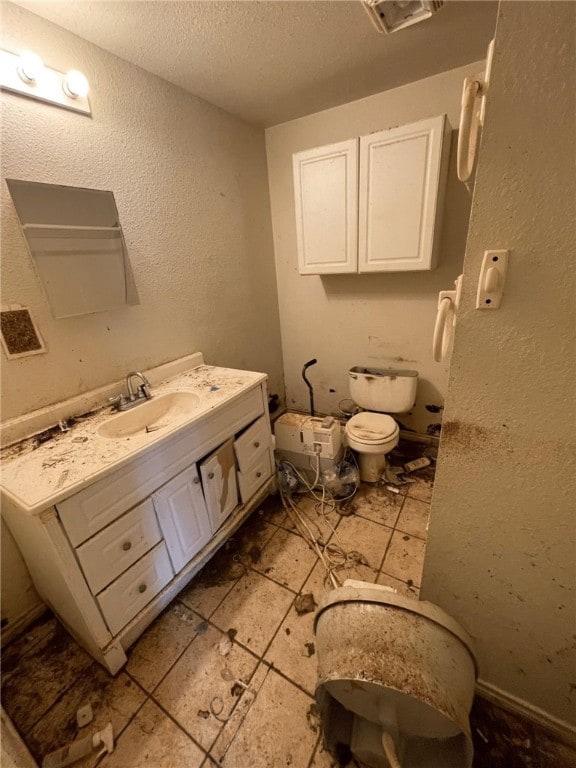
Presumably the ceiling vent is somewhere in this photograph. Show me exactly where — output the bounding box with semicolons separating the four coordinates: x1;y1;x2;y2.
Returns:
362;0;444;34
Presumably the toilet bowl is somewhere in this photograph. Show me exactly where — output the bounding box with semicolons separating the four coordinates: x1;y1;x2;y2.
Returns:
345;367;418;482
345;412;399;482
314;580;478;768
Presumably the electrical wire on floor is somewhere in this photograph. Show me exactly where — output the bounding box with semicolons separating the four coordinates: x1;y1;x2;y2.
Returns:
277;451;374;590
382;732;403;768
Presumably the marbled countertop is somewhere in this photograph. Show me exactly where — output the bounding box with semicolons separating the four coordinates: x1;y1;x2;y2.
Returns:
1;365;266;515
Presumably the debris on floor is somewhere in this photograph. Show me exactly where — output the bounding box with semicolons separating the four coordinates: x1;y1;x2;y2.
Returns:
75;703;93;728
470;696;576;768
404;456;431;473
171;601;196;624
304;642;315;657
42;721;113;768
4;472;575;768
294;593;317;615
217;637;233;656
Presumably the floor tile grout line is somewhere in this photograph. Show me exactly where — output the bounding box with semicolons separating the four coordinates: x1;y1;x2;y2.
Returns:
99;674;151;762
246;548;320;596
306;733;325;768
132;608;206;697
378;565;422;591
207;663;274;765
259;657;316;701
179;572;245;624
180;613;265;668
142;688;212;762
142;627;272;759
393;526;428;543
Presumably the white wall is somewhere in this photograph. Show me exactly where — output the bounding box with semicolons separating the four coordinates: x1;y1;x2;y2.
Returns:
1;3;283;420
0;3;283;633
265;62;483;433
421;2;575;729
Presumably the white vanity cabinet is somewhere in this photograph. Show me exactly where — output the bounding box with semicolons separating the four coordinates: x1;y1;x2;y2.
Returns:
1;370;275;674
293;114;451;274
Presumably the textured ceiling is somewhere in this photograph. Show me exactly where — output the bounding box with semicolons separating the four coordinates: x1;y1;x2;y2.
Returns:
12;1;498;126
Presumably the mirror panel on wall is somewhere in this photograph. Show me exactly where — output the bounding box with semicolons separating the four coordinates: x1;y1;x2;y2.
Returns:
6;179;139;318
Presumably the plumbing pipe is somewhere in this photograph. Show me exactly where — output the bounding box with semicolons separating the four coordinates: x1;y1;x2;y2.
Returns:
301;359;317;416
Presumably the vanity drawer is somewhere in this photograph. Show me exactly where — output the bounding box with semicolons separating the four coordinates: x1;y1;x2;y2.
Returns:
234;415;271;473
97;542;173;637
237;451;273;503
76;499;162;595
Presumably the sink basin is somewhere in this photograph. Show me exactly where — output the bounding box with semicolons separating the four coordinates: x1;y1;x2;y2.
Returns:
98;392;201;439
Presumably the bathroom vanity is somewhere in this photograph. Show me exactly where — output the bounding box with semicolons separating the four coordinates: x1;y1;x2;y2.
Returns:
0;356;275;673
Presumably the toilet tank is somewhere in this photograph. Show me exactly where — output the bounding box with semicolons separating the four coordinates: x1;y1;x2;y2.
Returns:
349;367;418;413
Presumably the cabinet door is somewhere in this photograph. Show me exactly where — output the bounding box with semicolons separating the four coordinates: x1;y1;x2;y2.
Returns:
293;139;358;274
358;115;450;272
200;439;239;533
152;465;212;573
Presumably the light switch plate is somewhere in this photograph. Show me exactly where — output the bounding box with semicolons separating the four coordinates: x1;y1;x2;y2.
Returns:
476;249;509;309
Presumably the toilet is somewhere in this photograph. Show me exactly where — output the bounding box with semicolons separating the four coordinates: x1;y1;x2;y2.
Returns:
345;366;418;482
314;580;478;768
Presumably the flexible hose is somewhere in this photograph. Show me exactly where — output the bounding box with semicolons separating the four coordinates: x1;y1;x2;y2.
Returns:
382;731;402;768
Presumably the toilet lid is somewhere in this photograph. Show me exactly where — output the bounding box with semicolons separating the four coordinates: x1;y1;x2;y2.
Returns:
347;412;398;443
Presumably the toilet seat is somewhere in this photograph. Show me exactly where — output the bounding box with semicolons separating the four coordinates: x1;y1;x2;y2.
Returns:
346;412;398;444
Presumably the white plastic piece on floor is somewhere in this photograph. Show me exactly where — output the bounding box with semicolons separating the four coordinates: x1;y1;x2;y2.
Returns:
75;704;93;729
42;722;114;768
403;457;431;473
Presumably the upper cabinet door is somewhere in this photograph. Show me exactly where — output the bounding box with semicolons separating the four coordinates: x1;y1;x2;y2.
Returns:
293;139;358;275
358;115;451;272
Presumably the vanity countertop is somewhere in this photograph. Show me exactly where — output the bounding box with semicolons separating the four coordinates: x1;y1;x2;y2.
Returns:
1;364;266;515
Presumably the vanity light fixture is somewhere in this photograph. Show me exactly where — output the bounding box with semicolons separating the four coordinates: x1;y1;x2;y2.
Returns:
0;48;91;115
62;69;89;99
16;50;43;83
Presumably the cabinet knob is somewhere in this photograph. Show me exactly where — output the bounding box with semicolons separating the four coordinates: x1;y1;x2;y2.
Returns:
254;441;260;448
193;476;200;484
208;472;215;480
256;471;262;478
122;541;132;552
138;583;147;594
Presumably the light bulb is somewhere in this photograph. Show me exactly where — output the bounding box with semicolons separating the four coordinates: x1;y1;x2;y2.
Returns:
62;69;89;99
17;51;43;83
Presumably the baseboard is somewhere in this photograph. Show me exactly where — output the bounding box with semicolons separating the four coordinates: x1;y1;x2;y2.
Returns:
1;602;47;648
476;679;576;748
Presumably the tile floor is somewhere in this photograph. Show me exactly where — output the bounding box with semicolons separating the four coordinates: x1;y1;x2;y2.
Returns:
2;473;429;768
5;460;572;767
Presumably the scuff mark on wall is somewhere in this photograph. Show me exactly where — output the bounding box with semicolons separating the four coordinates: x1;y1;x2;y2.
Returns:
440;420;489;448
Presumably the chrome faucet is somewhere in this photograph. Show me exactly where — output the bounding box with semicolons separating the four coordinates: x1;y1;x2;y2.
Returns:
126;371;152;401
110;371;152;411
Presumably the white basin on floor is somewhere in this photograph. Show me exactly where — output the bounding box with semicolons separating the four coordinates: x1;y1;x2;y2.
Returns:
97;392;201;439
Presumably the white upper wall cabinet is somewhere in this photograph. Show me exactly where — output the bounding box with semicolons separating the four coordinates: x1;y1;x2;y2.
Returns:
358;115;451;272
293;115;451;274
293;139;358;275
